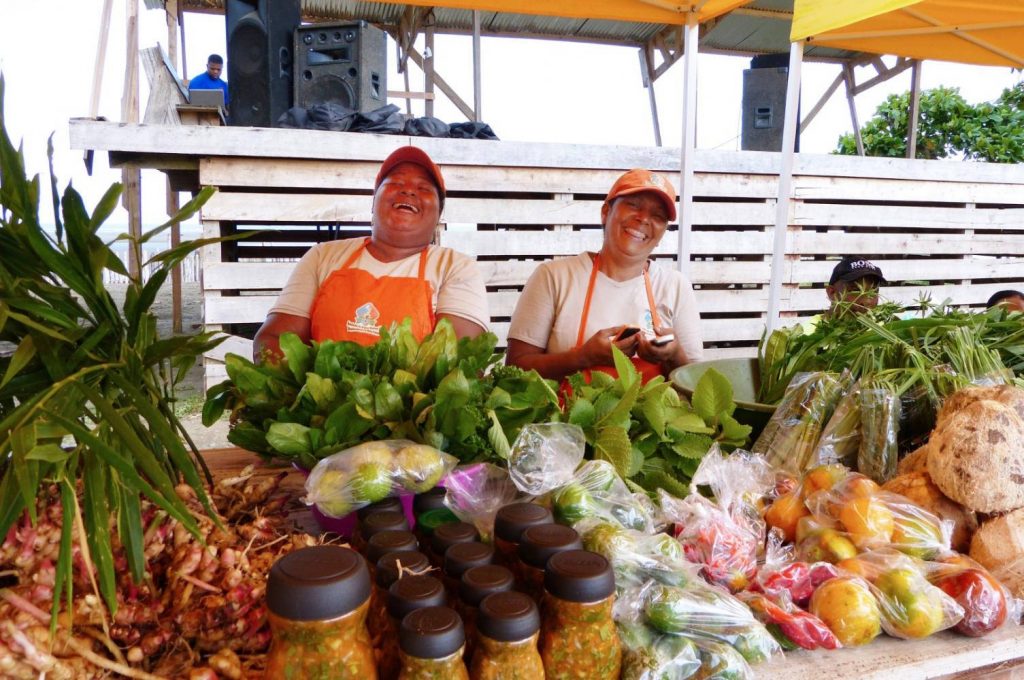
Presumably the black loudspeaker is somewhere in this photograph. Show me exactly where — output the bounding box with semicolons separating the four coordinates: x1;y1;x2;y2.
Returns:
225;0;300;127
293;21;387;112
741;54;800;152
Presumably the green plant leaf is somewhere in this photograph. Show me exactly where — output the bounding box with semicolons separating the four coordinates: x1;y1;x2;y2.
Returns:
568;398;596;428
0;335;35;389
266;422;312;456
280;332;313;383
692;367;734;422
718;412;753;446
486;409;511;460
593;426;633;478
670;432;714;460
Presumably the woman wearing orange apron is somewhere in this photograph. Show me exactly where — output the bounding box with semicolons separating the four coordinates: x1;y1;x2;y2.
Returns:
505;169;704;385
253;147;489;359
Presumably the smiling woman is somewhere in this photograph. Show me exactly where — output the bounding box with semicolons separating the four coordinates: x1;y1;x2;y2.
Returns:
505;168;704;384
252;147;490;361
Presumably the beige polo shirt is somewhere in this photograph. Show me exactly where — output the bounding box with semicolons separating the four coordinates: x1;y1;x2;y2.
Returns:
508;253;704;362
269;238;490;331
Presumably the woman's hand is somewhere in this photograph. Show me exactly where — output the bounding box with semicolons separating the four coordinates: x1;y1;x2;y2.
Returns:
637;325;688;371
580;326;640;367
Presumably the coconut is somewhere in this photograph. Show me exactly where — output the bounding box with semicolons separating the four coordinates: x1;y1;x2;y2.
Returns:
937;385;1024;429
882;471;977;552
897;444;931;476
969;508;1024;597
927;399;1024;514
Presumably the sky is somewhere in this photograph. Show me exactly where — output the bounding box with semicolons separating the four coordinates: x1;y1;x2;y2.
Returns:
0;1;1020;238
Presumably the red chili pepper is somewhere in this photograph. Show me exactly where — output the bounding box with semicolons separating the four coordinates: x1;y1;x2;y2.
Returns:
753;561;839;608
740;592;842;651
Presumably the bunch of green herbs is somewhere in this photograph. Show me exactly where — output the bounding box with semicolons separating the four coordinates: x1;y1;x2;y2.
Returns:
0;76;222;624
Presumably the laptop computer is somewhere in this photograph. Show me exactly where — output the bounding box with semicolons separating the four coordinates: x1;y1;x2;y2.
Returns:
189;89;225;108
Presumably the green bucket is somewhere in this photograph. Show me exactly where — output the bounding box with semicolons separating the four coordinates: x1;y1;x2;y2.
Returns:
669;357;776;441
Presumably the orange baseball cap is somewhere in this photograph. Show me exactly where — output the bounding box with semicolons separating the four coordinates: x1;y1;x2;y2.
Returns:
375;146;447;207
604;169;677;221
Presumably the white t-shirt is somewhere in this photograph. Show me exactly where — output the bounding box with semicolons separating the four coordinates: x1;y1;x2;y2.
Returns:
508;253;704;362
269;238;490;331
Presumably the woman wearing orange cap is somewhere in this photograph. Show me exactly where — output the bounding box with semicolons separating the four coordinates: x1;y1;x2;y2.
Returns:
506;168;703;383
253;147;489;360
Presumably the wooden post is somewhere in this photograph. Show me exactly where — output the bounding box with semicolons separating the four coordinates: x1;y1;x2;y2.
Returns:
907;59;922;159
640;46;662;147
167;0;183;333
178;1;187;77
89;0;115;118
843;63;864;156
765;40;804;333
676;13;699;276
425;20;435;118
472;10;482;122
121;0;142;279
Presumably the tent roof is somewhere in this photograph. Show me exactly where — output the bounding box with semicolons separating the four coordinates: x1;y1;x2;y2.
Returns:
791;0;1024;68
168;0;858;59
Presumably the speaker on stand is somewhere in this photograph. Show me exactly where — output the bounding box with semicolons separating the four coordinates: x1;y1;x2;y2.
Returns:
741;53;800;152
225;0;300;127
293;21;387;112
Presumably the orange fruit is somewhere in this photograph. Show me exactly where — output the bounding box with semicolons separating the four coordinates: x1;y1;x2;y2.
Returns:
765;491;810;543
804;465;848;495
836;557;875;581
810;577;882;646
844;475;881;499
839;496;895;546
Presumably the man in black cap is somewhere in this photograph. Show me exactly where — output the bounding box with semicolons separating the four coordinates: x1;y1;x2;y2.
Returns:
826;256;886;317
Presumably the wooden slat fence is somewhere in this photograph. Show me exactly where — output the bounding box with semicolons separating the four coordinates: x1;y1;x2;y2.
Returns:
196;132;1024;387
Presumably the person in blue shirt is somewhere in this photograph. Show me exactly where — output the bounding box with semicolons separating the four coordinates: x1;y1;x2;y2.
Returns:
188;54;229;108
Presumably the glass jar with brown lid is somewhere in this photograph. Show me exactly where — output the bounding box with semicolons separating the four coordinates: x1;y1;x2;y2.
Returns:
540;550;621;680
265;545;377;679
456;564;515;662
493;503;553;570
442;541;494;601
471;591;544;680
369;550;431;651
517;523;582;600
414;487;460;545
353;509;410;554
430;521;479;567
398;606;469;680
379;574;447;680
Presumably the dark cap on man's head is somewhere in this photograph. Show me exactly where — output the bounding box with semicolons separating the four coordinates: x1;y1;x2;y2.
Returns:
829;257;886;286
375;146;446;208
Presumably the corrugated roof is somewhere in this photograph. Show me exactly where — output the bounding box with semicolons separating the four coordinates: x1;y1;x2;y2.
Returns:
168;0;861;58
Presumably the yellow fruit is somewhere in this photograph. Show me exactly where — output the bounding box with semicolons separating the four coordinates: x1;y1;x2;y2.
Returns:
765;491;809;543
891;515;945;559
799;528;859;564
804;465;849;495
347;441;395;468
839;497;895;547
810;577;882;646
836;557;875;581
845;476;881;499
875;568;946;639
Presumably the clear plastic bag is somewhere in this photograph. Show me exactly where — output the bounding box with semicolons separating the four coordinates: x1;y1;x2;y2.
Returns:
807;575;882;647
442;462;523;542
552;459;659;533
750;558;839;609
813;382;862;468
738;591;841;651
927;553;1021;637
618;622;702;680
616;581;781;666
752;372;846;473
579;520;701;590
834;549;964;640
804;472;952;559
508;422;586;496
304;440;457;517
659;448;773;592
857;383;900;484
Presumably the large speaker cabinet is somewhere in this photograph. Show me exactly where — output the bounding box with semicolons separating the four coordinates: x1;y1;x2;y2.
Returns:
741;53;800;152
225;0;300;127
293;21;387;112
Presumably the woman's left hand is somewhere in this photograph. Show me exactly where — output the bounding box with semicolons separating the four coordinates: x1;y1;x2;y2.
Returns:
636;326;687;370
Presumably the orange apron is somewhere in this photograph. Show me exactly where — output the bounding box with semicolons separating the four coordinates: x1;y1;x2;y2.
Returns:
572;253;665;385
309;238;436;344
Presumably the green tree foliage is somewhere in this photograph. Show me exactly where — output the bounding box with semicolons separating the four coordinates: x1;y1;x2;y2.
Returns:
836;82;1024;163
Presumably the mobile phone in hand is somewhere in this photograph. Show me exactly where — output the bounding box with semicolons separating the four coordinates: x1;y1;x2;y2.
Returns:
652;333;675;347
614;326;642;342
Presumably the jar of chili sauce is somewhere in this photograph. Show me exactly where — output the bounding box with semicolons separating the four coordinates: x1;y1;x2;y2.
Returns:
442;542;494;602
471;591;545;680
353;510;410;555
517;524;582;600
398;606;469;680
430;521;479;567
265;545;377;679
380;575;448;680
456;564;515;663
369;550;431;652
414;487;460;545
540;550;621;680
493;503;553;571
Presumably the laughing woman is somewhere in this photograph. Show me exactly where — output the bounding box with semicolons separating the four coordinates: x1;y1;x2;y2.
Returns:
506;169;703;383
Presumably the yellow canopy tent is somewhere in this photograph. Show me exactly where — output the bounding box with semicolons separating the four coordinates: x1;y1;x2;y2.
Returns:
764;0;1024;330
791;0;1024;68
371;0;754;274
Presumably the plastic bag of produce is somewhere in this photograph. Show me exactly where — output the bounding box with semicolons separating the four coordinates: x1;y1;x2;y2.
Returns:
752;371;846;473
750;559;839;609
835;548;964;639
617;581;781;666
618;622;702;680
690;639;755;680
808;575;882;647
552;460;659;533
804;472;952;559
508;422;586;496
738;591;841;650
813;382;862;468
304;440;457;517
926;553;1021;637
442;462;523;541
659;448;773;591
579;519;701;590
856;380;900;484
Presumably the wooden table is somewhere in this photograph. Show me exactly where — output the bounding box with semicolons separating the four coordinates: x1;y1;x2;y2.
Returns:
200;447;1024;679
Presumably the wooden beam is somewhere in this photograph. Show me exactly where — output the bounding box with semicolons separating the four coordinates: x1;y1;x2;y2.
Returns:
851;57;913;95
424;14;435;118
799;69;844;134
89;0;115;118
387;90;435;100
844;64;864;156
676;14;699;276
121;0;142;278
907;60;922;159
404;42;476;120
167;0;183;334
640;47;662;147
472;9;482;122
